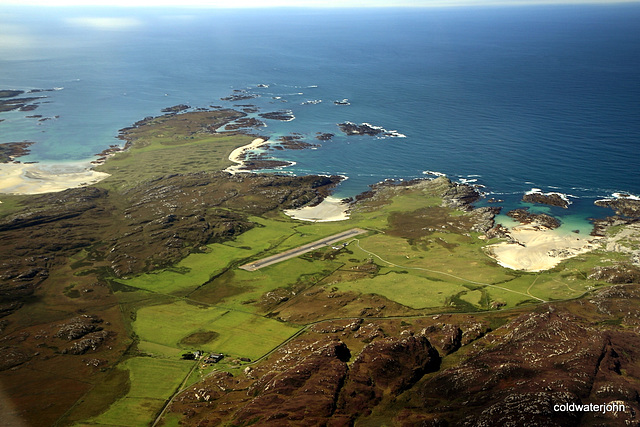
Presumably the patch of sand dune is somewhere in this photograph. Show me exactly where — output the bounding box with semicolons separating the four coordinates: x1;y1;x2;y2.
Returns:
283;197;350;222
486;224;601;272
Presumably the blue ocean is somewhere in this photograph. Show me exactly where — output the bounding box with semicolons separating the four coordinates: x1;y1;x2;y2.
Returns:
1;5;639;231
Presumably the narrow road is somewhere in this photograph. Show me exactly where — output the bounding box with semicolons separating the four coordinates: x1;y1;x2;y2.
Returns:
152;357;201;427
239;228;367;271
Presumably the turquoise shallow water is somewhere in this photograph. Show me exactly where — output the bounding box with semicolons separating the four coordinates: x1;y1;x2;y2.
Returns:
1;5;639;230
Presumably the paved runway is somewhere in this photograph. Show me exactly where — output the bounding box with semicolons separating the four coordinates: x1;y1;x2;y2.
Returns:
239;228;367;271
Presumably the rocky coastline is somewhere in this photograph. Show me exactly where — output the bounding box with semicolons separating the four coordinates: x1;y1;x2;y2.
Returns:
506;208;561;229
0;142;35;163
595;197;640;218
0;88;55;113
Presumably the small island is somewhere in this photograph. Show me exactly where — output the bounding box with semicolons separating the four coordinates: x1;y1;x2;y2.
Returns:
338;121;405;138
259;110;295;121
522;190;571;208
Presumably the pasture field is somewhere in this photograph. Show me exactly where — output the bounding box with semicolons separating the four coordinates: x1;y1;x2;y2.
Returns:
133;301;301;359
87;357;193;426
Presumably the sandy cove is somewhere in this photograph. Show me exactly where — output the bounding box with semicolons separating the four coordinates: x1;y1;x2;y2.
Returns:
486;223;601;272
283;196;350;222
0;162;110;196
225;137;267;174
224;138;349;222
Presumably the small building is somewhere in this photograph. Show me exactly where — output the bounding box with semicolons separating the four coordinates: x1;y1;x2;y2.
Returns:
204;353;224;363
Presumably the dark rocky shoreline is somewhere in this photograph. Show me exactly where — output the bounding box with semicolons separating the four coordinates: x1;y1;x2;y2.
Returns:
0;141;35;163
522;191;570;208
595;197;640;218
506;208;561;229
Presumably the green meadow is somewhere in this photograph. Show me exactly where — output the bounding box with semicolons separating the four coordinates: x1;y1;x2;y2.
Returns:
134;301;301;359
87;357;193;426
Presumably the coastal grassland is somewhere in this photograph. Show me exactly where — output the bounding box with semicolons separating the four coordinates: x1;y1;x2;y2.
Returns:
95;132;253;190
86;357;194;427
0;194;25;218
113;241;253;296
332;230;607;309
133;301;301;360
332;270;470;309
188;257;341;310
94;109;250;191
112;215;354;302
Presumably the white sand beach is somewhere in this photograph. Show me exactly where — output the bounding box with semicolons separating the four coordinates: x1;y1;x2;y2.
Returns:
0;162;110;195
486;224;601;272
225;138;267;174
283;196;350;222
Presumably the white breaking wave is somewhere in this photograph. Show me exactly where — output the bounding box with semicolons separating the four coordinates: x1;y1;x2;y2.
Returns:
422;170;447;177
612;192;640;200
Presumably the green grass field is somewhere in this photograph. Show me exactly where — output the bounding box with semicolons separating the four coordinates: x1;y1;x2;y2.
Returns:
134;301;301;359
86;357;193;426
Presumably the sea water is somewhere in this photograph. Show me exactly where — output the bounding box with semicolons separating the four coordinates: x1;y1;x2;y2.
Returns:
1;5;639;231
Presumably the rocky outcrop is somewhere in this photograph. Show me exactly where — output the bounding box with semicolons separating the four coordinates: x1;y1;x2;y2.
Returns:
259;110;295;121
335;334;440;419
160;104;190;113
589;265;640;284
0;346;33;371
596;198;640;218
64;330;110;355
0;141;35;163
507;208;561;229
523;192;570;208
223;117;265;131
470;206;501;233
276;134;315;150
0;95;45;113
400;304;640;426
220;90;259;102
439;178;481;211
54;315;103;341
337;121;403;138
0;90;25;98
485;223;510;239
233;340;350;425
338;121;384;136
315;132;334;141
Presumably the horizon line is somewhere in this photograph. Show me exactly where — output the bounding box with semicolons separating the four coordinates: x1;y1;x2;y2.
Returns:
2;0;640;9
